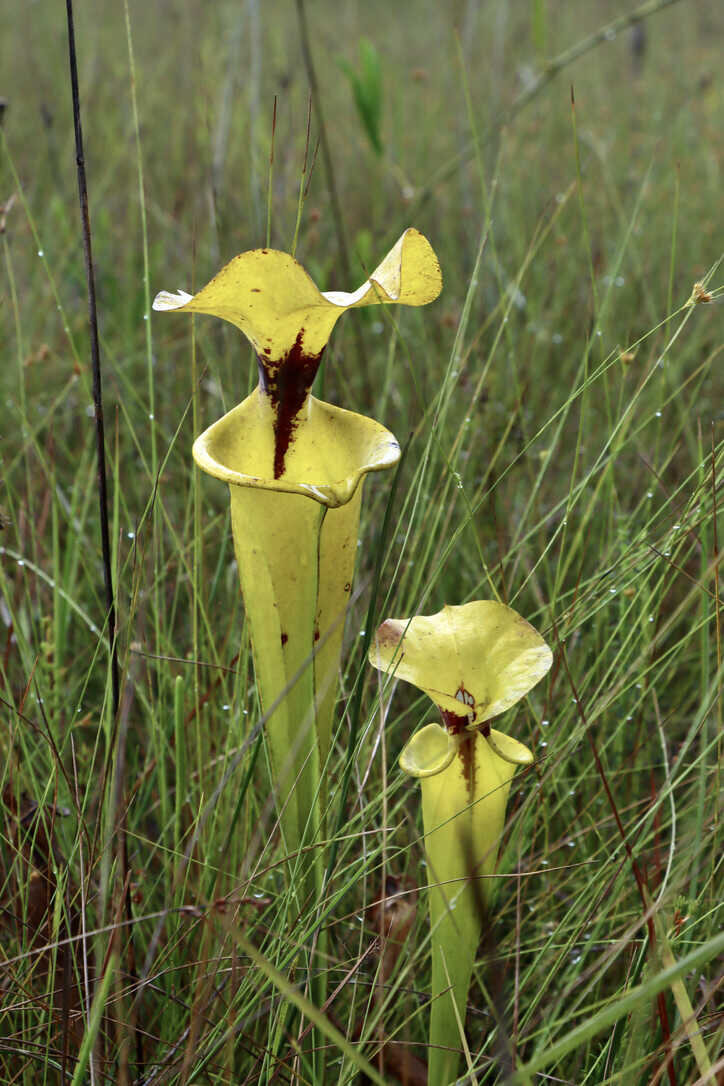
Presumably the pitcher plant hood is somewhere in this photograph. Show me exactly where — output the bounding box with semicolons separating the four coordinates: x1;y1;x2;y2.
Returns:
369;600;553;740
153;228;441;480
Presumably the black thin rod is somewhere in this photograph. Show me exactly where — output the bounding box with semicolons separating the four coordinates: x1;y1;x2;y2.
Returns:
64;6;145;1077
64;0;120;718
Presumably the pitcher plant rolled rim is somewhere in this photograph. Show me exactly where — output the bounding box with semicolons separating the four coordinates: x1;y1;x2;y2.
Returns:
192;393;401;508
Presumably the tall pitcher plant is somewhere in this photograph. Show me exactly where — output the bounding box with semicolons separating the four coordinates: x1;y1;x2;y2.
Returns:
153;230;441;898
370;602;552;1084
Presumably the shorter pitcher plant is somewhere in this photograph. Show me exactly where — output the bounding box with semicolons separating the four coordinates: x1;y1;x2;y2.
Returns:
153;229;441;904
369;601;552;1084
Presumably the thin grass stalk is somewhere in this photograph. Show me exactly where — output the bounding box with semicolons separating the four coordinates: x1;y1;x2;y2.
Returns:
401;0;686;231
295;0;371;389
327;445;408;880
63;3;146;1076
63;0;119;718
556;629;677;1086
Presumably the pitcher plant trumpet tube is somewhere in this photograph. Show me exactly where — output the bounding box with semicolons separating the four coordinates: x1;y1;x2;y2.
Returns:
153;229;441;888
369;601;552;1085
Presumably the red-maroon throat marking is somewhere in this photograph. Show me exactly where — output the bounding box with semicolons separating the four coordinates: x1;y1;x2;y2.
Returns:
257;328;324;479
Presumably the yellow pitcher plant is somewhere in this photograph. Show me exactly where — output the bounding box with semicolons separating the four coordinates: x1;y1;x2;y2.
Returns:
153;230;441;899
369;601;552;1085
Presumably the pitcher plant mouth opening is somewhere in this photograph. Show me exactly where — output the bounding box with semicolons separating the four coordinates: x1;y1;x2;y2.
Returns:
153;227;441;482
191;387;400;508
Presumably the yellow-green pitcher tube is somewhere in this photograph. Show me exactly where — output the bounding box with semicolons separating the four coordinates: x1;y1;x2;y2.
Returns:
193;386;400;892
225;482;363;867
421;730;524;1086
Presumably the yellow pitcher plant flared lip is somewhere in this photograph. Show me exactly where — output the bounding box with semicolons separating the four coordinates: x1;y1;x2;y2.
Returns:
192;386;400;508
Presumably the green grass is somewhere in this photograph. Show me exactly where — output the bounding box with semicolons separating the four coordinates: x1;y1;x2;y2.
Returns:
1;1;722;1082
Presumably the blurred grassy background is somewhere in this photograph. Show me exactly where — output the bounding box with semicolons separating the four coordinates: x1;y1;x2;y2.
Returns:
1;1;722;1082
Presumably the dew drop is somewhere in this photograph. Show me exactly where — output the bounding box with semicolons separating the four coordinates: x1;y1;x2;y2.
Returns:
37;249;44;257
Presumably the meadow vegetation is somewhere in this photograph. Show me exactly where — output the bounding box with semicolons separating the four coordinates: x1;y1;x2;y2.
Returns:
1;0;722;1082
